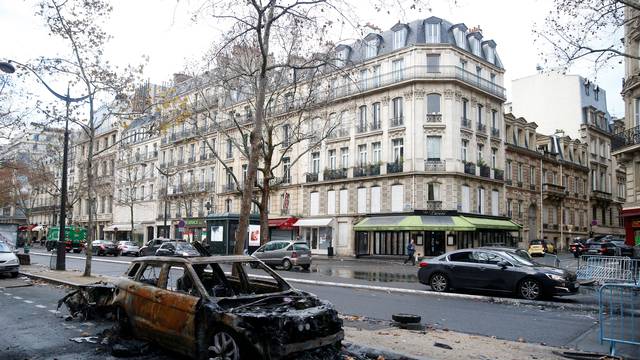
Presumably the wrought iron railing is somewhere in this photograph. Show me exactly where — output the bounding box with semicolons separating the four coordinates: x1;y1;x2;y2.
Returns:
424;160;445;171
612;125;640;151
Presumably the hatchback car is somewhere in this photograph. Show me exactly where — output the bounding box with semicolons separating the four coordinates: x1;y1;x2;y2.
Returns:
117;241;140;256
609;239;634;257
154;241;200;257
585;241;616;256
113;256;343;359
91;240;120;256
418;248;578;300
251;240;312;270
138;238;174;256
0;242;19;278
528;239;556;256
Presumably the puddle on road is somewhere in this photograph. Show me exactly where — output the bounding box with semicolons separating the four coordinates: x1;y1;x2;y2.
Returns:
311;267;418;283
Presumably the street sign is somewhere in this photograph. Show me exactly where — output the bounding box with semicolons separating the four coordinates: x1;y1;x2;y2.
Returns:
178;220;185;228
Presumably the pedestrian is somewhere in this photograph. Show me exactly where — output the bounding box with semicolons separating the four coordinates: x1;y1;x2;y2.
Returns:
404;239;416;265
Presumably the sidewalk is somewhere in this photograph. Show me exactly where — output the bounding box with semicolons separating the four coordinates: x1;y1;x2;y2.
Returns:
19;263;114;287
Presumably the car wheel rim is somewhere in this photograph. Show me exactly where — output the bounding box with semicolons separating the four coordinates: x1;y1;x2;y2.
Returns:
521;280;539;300
209;331;239;360
431;274;447;291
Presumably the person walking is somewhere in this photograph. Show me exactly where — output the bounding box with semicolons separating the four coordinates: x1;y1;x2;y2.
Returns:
404;239;416;265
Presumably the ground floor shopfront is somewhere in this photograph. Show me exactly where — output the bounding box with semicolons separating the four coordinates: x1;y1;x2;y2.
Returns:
622;207;640;246
353;212;521;257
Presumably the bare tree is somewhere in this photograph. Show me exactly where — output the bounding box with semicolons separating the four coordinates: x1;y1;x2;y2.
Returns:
535;0;640;71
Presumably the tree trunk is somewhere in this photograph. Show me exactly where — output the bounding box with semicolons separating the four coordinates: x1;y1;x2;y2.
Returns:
260;177;270;246
130;204;134;244
83;101;95;277
233;4;274;255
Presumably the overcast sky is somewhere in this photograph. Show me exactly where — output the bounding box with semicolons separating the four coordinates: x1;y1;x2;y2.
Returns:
0;0;624;118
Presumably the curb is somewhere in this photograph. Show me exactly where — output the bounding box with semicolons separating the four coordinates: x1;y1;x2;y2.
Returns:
19;271;86;288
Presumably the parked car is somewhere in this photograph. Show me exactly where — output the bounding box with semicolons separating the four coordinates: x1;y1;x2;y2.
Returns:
155;241;200;257
0;242;19;278
417;248;579;300
528;239;556;257
138;238;173;256
585;241;616;256
117;241;140;256
251;240;312;270
91;240;120;256
478;246;533;261
569;238;589;258
112;256;343;359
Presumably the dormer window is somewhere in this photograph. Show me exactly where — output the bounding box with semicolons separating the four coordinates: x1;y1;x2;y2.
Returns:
469;36;481;57
482;41;496;63
393;27;407;50
364;35;381;59
337;49;348;67
452;25;468;50
425;22;440;43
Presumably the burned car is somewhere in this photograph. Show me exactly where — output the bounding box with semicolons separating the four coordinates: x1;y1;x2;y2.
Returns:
112;255;343;359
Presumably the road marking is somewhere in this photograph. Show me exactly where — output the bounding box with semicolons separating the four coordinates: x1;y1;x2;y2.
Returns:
3;293;11;296
23;300;34;304
13;296;22;300
35;305;47;309
81;322;95;327
48;309;60;314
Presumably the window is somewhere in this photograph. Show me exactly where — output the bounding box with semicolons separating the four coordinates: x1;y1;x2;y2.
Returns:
517;163;523;182
282;124;291;146
393;28;407;49
283;157;291;183
358;105;368;132
426;93;441;114
461;140;468;162
426;54;440;73
425;22;440;43
477;143;484;162
328;149;336;170
454;28;467;49
311;152;320;174
371;186;381;213
477;187;485;214
226;168;234;186
358;144;368;165
372;142;381;163
506;160;512;180
461;185;470;212
427;183;440;201
242;164;248;183
635;98;640;127
225;199;232;212
477;104;483;125
392;138;404;162
392;59;404;81
372;65;381;88
339;189;348;214
310;192;319;216
357;187;367;213
470;36;481;56
426;136;441;161
372;102;381;129
366;39;378;58
392;97;403;124
491;190;499;216
530;166;536;185
327;190;336;214
359;69;368;90
462;98;469;120
226;139;233;159
340;147;349;168
491;148;497;168
391;184;404;212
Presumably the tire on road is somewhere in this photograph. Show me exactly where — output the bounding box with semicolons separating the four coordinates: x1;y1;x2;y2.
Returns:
10;272;18;278
429;272;449;292
518;278;542;300
282;258;293;271
301;264;310;271
392;313;421;324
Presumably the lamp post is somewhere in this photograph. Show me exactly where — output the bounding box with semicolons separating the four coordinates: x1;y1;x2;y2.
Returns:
1;60;90;271
156;165;177;238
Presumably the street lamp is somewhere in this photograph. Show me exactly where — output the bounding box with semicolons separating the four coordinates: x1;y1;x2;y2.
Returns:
156;165;178;238
2;59;90;271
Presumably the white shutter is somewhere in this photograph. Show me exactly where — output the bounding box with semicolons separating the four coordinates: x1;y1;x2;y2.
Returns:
391;184;404;212
339;189;348;214
327;190;336;215
357;188;367;213
491;190;499;216
461;185;470;212
371;187;381;213
479;188;485;214
310;192;319;216
338;222;349;247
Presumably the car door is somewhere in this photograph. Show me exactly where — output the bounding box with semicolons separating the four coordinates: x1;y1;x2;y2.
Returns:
444;251;480;289
474;251;518;292
261;242;277;264
152;263;201;356
126;262;165;339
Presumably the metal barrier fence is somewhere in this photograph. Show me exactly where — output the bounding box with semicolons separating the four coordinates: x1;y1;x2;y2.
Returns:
599;283;640;356
576;255;639;284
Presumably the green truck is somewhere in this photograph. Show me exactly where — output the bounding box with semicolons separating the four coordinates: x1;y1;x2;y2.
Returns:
45;226;87;253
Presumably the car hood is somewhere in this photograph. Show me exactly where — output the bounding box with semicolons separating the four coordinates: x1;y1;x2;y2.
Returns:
0;252;18;262
532;264;570;277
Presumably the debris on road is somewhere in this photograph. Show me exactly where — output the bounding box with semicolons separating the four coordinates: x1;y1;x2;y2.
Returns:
433;342;453;350
69;336;99;344
57;282;116;320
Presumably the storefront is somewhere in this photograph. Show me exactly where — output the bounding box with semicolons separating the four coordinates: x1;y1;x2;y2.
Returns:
105;224;133;242
353;212;521;257
176;218;207;243
268;217;298;241
622;207;640;246
205;213;260;255
293;218;334;255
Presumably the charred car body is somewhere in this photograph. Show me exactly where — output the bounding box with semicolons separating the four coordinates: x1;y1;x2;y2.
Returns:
112;255;343;360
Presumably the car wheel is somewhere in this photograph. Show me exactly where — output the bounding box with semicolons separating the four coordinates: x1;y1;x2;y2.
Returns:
519;278;542;300
10;272;18;278
208;330;241;360
429;273;449;292
282;259;293;271
301;264;310;271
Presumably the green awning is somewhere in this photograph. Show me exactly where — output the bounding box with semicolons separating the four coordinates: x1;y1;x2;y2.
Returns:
354;215;475;232
461;216;522;231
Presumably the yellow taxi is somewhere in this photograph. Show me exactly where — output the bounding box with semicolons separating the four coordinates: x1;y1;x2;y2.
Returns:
528;239;556;257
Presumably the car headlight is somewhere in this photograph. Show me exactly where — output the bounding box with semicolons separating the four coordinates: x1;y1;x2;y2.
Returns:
546;273;564;281
5;258;18;265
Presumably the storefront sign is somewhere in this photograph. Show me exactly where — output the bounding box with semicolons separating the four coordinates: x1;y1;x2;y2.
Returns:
185;219;205;227
631;220;640;228
248;225;261;247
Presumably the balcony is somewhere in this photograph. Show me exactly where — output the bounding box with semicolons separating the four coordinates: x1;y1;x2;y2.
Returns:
306;173;319;183
270;176;291;186
591;190;612;202
370;122;381;131
424;200;442;210
188;156;196;163
354;164;381;177
426;114;442;123
424;160;445;172
327;128;349;139
221;183;236;192
477;123;487;133
612;125;640;151
493;169;504;180
324;168;348;180
356;124;368;134
479;164;490;178
177;159;184;166
464;162;476;175
199;153;207;161
390;117;404;128
461;118;472;129
491;127;500;138
542;183;566;200
387;162;403;174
